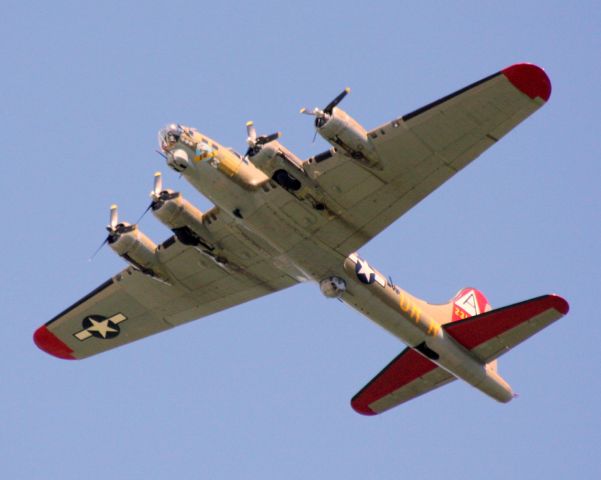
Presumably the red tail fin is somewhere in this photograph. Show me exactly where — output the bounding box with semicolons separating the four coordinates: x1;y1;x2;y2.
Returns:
450;287;491;322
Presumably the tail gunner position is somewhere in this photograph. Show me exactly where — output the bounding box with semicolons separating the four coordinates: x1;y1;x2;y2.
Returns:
35;63;569;415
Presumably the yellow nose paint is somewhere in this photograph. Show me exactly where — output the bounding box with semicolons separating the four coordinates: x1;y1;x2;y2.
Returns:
215;152;242;177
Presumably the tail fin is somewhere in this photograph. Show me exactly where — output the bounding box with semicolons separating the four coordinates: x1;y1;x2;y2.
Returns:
448;287;492;323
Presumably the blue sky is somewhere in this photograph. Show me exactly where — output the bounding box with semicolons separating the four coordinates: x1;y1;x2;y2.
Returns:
2;1;600;478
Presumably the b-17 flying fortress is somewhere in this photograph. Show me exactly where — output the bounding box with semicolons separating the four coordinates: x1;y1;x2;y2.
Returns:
35;63;568;415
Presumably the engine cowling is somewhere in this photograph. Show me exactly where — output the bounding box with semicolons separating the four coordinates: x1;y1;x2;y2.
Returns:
108;223;161;276
248;141;280;171
316;107;379;166
247;140;307;193
151;190;214;249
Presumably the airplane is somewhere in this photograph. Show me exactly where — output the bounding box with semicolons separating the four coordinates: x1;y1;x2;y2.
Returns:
34;63;569;415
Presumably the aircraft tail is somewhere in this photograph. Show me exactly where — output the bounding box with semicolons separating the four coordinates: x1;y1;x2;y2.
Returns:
437;287;500;376
351;288;569;415
446;287;492;323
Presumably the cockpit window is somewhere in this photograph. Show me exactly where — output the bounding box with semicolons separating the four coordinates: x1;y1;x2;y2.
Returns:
158;124;183;151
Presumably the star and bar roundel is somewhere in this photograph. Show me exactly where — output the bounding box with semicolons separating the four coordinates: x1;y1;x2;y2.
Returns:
74;313;127;341
355;258;376;284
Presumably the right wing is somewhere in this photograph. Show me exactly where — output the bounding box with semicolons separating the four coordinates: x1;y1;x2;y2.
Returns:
308;63;551;255
35;209;298;360
351;348;455;415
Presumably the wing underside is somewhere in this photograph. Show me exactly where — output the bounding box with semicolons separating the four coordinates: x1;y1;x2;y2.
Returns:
36;229;298;360
308;63;551;255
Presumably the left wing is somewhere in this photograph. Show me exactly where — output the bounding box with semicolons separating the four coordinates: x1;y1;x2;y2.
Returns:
36;226;298;360
308;63;551;254
351;348;454;415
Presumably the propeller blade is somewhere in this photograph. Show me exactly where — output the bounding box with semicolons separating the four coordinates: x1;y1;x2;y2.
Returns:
152;171;162;198
258;131;281;145
135;203;153;225
143;171;165;223
89;236;109;261
246;121;257;146
109;204;118;230
93;203;120;260
324;87;350;114
300;107;325;118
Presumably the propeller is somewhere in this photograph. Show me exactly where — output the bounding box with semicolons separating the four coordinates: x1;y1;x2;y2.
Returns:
90;204;125;260
300;87;350;129
245;121;281;157
91;171;177;261
136;171;179;224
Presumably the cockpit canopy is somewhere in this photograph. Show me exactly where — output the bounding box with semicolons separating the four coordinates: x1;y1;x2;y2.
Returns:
158;124;183;151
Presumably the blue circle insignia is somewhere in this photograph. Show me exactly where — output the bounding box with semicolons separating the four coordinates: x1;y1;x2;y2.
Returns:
355;259;376;284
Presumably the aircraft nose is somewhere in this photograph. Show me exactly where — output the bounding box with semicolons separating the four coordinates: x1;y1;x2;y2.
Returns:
157;123;182;151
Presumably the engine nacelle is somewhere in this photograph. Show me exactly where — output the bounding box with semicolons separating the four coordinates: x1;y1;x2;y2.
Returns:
151;191;214;249
249;141;306;193
250;141;304;173
109;224;161;276
317;108;379;166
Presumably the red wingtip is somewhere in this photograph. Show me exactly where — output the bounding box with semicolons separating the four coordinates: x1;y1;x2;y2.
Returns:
549;294;570;315
351;398;378;416
502;63;551;102
33;325;76;360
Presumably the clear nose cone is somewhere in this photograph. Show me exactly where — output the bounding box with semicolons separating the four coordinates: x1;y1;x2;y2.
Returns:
158;123;183;151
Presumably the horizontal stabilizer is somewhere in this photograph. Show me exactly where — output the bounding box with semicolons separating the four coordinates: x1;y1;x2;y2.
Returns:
351;347;455;416
444;294;569;363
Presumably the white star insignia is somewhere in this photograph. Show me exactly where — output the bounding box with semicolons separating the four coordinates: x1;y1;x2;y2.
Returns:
74;313;127;341
86;318;118;338
356;260;375;283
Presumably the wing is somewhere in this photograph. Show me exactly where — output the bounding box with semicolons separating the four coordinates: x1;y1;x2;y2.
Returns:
351;348;455;416
35;211;299;360
308;63;551;254
443;294;569;363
